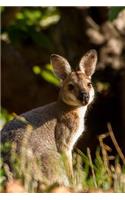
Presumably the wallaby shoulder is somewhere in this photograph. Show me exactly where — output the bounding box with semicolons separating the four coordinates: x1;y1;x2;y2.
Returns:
1;102;58;144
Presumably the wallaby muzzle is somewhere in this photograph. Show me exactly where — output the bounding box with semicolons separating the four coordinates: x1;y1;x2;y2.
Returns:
78;91;89;105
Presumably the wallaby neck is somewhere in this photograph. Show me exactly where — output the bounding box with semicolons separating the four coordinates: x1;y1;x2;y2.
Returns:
56;97;88;154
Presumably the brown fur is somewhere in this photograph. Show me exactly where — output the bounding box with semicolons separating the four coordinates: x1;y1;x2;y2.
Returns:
1;50;97;185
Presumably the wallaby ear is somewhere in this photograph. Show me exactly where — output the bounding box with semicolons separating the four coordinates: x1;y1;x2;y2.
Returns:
79;49;97;77
51;54;71;80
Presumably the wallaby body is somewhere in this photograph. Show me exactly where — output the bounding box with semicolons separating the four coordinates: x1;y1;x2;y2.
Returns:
1;50;97;186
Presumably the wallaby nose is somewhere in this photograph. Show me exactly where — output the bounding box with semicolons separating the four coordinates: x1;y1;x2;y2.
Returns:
78;91;89;103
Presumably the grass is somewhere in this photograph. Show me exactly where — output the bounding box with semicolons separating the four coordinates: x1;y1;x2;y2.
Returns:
0;127;125;193
0;110;125;192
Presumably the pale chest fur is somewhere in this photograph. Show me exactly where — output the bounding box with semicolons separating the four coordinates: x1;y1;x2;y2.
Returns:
69;106;87;152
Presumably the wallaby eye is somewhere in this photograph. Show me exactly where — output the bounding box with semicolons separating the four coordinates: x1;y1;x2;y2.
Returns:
68;83;74;91
88;82;92;87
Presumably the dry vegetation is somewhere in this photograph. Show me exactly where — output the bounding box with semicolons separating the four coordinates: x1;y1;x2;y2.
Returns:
0;121;125;193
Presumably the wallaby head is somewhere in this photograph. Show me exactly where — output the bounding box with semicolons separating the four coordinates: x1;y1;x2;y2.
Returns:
51;49;97;107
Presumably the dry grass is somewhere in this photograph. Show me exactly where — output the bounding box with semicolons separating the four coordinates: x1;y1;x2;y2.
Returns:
0;123;125;193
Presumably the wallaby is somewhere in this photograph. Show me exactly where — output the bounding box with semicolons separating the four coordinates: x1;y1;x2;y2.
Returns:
1;49;97;186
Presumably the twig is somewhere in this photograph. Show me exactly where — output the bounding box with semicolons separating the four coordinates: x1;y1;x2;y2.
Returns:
107;123;125;165
4;164;13;181
98;134;111;176
86;16;100;30
87;147;97;188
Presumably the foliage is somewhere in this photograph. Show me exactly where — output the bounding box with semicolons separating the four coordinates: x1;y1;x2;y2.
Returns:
2;7;60;49
2;7;125;86
0;108;13;131
108;7;125;21
33;64;60;86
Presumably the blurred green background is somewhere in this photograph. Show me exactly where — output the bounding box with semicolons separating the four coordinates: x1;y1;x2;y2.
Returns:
1;7;125;155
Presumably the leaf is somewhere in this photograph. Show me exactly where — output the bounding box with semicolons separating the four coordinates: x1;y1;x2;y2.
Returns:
41;70;60;86
32;66;41;75
32;65;60;86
